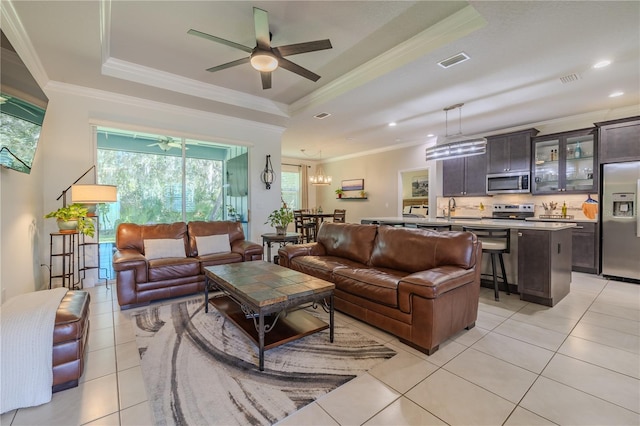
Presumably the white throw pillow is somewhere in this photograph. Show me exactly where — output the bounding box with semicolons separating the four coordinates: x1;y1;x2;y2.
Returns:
143;238;186;260
196;234;231;255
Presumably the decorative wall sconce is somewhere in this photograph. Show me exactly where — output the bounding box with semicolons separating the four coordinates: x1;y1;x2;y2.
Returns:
260;154;275;189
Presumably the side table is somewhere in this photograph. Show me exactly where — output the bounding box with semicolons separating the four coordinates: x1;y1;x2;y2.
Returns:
261;232;302;263
49;231;77;289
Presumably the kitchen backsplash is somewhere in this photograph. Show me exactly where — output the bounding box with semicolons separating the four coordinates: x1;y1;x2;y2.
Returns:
435;193;600;221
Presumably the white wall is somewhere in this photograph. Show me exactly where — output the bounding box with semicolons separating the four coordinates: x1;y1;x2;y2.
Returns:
1;83;284;296
315;142;440;223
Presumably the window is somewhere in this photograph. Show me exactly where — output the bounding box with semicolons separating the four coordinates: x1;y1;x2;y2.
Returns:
281;164;302;209
96;127;248;245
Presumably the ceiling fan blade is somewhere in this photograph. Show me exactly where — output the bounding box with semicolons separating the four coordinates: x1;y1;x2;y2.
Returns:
187;29;253;54
275;39;332;57
260;71;272;90
277;57;321;82
206;57;250;72
253;7;270;50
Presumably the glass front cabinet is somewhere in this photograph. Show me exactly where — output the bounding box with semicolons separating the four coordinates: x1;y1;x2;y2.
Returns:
532;129;597;194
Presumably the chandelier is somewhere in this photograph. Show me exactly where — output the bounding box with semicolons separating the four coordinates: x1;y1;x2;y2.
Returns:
303;149;332;186
425;103;487;161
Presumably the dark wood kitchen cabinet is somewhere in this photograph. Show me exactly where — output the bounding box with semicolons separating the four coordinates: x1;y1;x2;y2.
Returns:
596;116;640;163
442;153;487;196
517;228;572;306
532;128;597;194
571;222;599;274
487;128;538;174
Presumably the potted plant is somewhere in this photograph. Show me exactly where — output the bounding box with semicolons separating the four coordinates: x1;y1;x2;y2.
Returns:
265;201;294;235
45;203;95;237
335;188;344;198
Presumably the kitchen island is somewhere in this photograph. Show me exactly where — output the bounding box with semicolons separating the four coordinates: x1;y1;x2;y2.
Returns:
360;217;576;306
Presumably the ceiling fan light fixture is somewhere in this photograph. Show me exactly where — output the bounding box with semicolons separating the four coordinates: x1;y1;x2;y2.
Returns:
250;51;278;72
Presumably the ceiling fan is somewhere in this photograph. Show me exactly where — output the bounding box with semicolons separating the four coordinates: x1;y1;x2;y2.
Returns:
147;137;185;152
188;7;332;89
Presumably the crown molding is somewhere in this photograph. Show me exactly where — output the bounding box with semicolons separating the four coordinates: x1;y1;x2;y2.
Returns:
100;0;111;65
101;57;290;118
289;5;487;116
1;0;50;88
45;80;286;134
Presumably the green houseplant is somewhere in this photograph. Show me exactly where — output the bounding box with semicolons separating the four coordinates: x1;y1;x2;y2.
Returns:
45;203;95;237
265;201;294;235
335;188;344;198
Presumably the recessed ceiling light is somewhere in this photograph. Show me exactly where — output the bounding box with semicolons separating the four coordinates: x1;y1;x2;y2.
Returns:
593;60;611;69
609;91;624;98
427;133;435;137
388;122;397;127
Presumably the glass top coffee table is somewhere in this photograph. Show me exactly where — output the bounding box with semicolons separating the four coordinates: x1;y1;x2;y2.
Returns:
204;261;335;371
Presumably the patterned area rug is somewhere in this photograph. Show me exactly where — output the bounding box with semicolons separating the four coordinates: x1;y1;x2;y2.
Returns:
131;297;396;425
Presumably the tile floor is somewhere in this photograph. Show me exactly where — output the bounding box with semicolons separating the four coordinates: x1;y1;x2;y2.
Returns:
2;272;639;425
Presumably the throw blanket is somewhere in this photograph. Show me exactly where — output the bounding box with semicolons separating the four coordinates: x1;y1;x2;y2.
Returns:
1;287;67;413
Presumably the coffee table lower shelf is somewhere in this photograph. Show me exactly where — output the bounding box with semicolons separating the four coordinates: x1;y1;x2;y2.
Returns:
208;295;330;351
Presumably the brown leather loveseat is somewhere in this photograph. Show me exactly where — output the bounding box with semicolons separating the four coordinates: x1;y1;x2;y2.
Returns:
113;221;263;309
278;222;481;355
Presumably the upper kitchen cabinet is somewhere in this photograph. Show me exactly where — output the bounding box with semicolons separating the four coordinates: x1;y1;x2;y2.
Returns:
487;129;539;174
442;153;487;196
532;128;597;194
596;116;640;164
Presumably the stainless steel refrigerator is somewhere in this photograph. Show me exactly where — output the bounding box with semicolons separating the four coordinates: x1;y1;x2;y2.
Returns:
602;161;640;282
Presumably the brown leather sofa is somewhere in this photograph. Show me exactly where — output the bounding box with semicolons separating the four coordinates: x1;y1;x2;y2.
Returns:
278;222;482;355
53;290;90;392
113;221;263;309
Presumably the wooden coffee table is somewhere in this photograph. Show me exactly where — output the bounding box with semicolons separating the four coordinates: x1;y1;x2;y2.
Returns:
203;261;335;370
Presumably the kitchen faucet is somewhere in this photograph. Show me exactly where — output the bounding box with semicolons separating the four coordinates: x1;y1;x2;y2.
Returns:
447;197;456;220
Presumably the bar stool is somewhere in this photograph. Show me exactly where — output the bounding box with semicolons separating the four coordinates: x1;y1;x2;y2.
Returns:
417;223;452;232
463;227;510;301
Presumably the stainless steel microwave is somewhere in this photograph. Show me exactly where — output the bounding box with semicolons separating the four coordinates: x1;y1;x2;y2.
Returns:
486;172;530;194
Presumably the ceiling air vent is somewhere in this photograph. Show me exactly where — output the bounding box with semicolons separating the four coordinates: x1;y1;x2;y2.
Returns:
437;52;470;69
560;73;581;84
314;112;331;119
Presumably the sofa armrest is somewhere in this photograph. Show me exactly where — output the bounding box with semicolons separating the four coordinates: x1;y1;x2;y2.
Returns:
397;266;478;313
231;240;264;261
277;243;326;267
112;248;148;282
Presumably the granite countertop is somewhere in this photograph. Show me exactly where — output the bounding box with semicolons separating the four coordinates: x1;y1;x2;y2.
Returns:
361;217;577;230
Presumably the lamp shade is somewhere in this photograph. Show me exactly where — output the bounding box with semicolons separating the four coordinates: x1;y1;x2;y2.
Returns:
71;184;118;203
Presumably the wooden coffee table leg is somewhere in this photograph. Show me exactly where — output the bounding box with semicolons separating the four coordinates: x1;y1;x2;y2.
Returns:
259;312;265;371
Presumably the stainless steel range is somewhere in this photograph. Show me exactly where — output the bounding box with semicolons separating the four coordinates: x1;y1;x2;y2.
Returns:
492;203;535;220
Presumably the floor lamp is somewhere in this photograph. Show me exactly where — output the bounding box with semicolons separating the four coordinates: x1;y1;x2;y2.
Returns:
69;178;118;289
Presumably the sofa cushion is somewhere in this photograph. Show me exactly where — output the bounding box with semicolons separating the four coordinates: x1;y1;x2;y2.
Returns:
316;223;378;265
195;234;231;255
290;256;365;282
188;221;246;256
144;238;186;260
370;227;477;273
148;257;200;281
334;267;407;308
198;252;244;270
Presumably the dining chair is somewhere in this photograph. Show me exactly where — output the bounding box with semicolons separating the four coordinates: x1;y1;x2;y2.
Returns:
333;209;346;223
293;210;316;242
